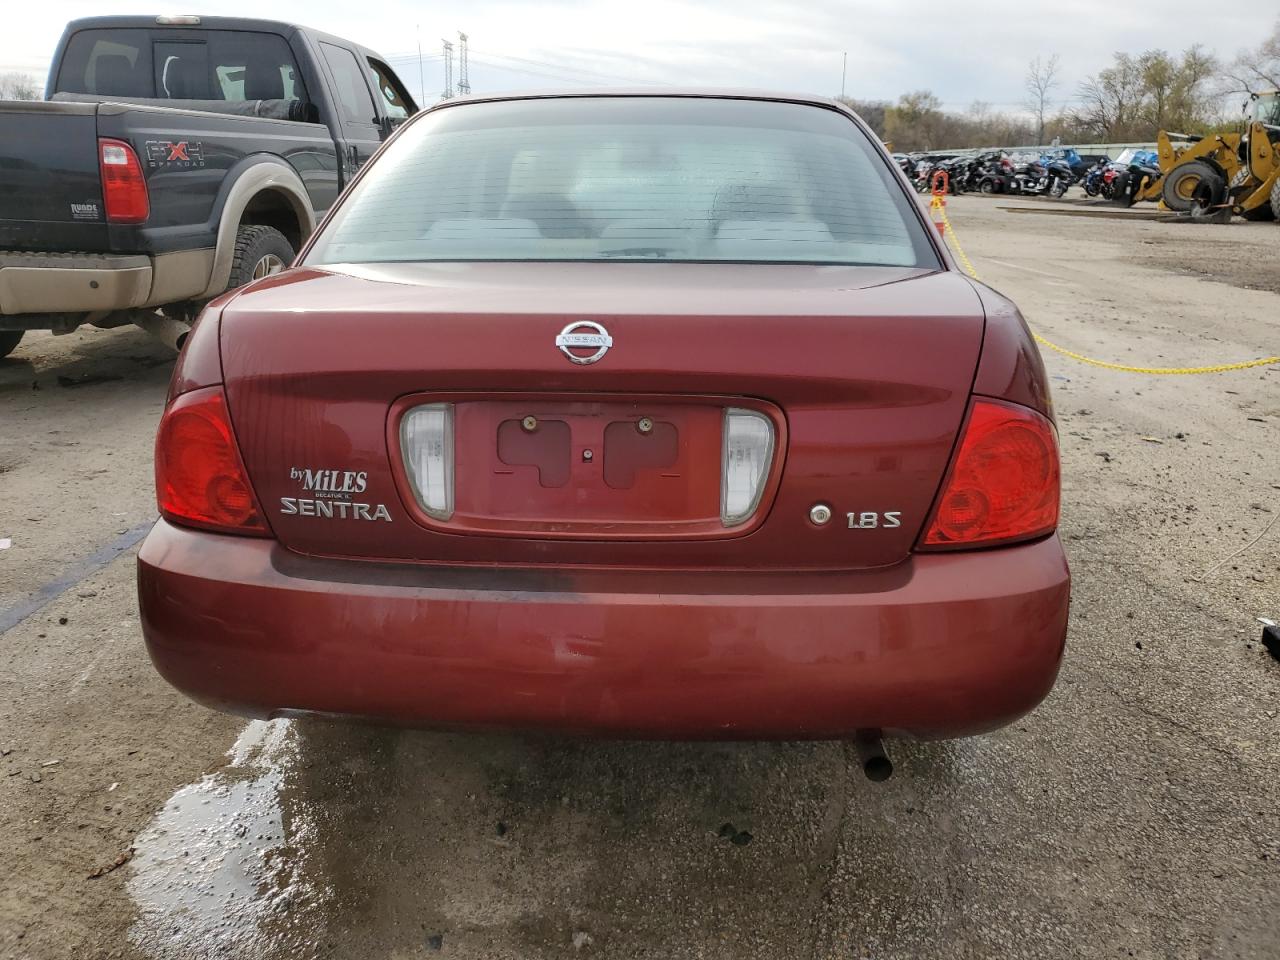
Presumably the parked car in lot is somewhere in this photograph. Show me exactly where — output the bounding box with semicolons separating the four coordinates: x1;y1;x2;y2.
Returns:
0;15;417;358
137;92;1069;767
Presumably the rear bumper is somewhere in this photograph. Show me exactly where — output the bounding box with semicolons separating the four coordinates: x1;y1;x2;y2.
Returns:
0;250;151;315
0;248;212;317
137;520;1070;740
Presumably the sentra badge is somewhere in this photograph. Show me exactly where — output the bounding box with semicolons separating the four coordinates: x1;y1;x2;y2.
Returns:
281;466;391;522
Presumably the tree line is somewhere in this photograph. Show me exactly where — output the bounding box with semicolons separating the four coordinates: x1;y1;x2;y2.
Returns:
843;18;1280;152
0;72;39;100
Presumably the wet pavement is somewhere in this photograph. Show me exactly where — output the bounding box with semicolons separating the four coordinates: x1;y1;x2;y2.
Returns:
128;721;328;960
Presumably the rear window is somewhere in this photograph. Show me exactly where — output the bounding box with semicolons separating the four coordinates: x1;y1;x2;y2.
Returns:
305;97;937;268
57;29;306;103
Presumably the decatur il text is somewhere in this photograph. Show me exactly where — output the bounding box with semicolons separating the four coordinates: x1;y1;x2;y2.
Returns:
283;467;392;522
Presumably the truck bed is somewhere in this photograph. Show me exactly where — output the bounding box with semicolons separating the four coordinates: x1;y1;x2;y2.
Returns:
0;97;338;255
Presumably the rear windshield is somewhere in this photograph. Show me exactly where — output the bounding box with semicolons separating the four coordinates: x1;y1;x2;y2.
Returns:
56;29;306;103
305;97;938;267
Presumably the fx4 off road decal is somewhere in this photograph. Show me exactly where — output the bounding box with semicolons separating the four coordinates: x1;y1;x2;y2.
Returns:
144;140;205;169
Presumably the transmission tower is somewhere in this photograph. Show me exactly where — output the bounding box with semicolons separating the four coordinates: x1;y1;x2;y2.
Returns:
457;32;470;94
441;39;454;99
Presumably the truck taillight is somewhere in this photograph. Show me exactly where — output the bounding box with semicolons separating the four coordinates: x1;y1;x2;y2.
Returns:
918;398;1060;550
155;386;269;536
98;138;149;223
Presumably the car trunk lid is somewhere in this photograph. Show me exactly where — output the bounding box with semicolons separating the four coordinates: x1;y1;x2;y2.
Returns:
220;261;984;571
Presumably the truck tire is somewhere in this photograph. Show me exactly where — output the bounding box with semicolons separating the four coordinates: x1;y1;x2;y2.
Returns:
1161;161;1214;213
1188;170;1228;221
0;330;23;359
227;225;295;291
1272;177;1280;221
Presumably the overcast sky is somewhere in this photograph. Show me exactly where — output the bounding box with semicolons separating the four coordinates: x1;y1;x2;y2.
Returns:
1;1;1261;112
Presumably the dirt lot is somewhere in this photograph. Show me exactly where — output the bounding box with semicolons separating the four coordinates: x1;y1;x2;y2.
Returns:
1;196;1277;960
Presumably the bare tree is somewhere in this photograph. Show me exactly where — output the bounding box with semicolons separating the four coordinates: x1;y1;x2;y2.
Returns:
1224;17;1280;94
0;71;39;100
1074;53;1148;140
1025;54;1060;144
1074;47;1221;140
835;96;889;137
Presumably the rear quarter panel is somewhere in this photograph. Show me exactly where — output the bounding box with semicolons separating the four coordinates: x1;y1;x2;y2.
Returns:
93;103;339;254
967;280;1053;418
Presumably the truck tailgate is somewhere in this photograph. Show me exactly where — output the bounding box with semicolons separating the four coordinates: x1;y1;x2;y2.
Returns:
0;100;107;250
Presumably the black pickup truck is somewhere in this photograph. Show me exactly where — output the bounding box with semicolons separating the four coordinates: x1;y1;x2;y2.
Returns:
0;15;418;357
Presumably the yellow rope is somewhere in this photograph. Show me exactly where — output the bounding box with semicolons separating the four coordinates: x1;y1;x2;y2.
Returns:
929;196;1280;375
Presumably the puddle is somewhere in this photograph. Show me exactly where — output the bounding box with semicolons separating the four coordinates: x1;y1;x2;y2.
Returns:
128;719;330;959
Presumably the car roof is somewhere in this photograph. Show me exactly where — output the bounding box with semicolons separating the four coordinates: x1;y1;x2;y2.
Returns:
425;88;848;111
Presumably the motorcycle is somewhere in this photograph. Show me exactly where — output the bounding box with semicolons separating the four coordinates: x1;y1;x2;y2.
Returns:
958;152;1006;193
1009;159;1051;195
975;155;1015;194
912;156;962;194
1081;158;1112;198
1044;158;1076;198
1110;150;1161;207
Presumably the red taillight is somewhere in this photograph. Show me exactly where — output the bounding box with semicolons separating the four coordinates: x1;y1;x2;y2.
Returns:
155;386;269;536
919;398;1060;550
98;138;149;223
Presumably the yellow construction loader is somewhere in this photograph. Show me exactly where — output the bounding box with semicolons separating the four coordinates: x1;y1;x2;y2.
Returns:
1152;90;1280;221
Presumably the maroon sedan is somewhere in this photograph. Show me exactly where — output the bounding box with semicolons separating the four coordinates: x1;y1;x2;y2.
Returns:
138;92;1067;764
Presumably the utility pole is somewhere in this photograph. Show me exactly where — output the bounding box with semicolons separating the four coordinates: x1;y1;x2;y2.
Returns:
416;26;425;105
457;32;470;95
841;52;847;99
441;39;454;100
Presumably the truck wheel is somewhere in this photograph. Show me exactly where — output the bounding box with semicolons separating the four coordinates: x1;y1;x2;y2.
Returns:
0;330;23;359
1160;161;1214;213
1272;177;1280;221
1188;171;1228;221
227;225;295;291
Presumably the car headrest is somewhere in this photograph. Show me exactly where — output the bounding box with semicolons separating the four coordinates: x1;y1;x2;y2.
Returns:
710;182;798;222
499;193;594;238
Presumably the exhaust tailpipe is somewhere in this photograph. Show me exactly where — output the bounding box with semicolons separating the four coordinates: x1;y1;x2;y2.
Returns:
854;731;893;782
131;311;192;352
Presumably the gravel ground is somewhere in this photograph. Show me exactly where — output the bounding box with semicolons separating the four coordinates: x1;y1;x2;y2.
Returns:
0;195;1277;960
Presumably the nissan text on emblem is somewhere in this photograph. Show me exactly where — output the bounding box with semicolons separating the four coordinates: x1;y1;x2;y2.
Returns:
555;321;612;365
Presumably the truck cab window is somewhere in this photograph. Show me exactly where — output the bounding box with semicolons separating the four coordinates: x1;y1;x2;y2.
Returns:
58;30;153;97
321;42;377;125
367;59;413;121
56;28;305;103
208;32;306;102
154;42;209;99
